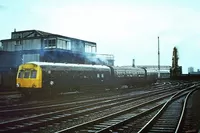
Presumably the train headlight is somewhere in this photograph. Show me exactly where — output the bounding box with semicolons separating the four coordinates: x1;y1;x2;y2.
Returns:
16;83;20;88
48;70;51;74
50;81;54;86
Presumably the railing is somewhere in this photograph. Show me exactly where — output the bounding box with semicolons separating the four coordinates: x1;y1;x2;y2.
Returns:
137;65;171;70
96;54;115;60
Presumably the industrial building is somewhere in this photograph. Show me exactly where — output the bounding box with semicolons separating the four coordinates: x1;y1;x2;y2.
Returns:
188;67;194;73
188;68;200;74
0;29;114;68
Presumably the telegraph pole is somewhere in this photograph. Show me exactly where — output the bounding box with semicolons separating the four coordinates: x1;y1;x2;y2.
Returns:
158;36;160;78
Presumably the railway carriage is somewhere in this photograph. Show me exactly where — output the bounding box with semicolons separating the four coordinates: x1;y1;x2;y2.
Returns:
110;66;147;87
16;62;111;95
16;62;158;96
146;69;158;84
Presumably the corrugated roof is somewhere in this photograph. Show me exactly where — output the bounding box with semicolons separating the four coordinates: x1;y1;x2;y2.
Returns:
1;30;96;44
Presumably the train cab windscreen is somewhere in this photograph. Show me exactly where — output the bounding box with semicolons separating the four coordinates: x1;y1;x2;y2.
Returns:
18;70;37;78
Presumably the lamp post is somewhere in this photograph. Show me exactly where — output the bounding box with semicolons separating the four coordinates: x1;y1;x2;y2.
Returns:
158;36;160;78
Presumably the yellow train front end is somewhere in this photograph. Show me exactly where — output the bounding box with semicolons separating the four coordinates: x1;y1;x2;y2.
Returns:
16;63;42;95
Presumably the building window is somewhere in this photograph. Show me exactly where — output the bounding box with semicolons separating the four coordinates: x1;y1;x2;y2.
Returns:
91;46;96;53
49;39;56;47
44;39;56;48
66;41;71;50
85;42;96;53
44;39;47;45
57;39;71;50
15;40;22;45
85;45;91;53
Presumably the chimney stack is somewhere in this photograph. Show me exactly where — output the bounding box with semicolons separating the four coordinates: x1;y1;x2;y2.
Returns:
132;59;135;67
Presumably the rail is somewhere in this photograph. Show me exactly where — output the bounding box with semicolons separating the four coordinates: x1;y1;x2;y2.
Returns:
138;84;198;133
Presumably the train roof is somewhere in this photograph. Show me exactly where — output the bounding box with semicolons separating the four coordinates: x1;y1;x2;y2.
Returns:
26;62;110;69
112;66;145;71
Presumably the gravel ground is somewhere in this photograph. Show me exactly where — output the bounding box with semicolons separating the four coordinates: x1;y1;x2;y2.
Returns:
190;89;200;132
184;89;200;133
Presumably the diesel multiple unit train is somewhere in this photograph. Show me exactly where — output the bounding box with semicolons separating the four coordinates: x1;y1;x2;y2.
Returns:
16;62;158;96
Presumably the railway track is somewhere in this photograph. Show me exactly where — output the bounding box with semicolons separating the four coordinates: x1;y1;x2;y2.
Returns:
0;82;180;119
0;81;192;132
52;84;197;133
0;91;21;106
174;87;200;133
0;82;192;133
0;81;183;111
0;85;181;132
0;81;167;109
138;84;199;133
0;85;152;109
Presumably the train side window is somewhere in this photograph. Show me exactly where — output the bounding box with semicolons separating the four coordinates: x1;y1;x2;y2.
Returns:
97;74;100;78
30;70;37;78
24;71;30;78
18;70;24;78
101;74;104;78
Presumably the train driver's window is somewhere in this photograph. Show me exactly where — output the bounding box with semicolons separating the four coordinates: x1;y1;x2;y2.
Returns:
31;70;37;78
18;70;24;78
24;71;30;78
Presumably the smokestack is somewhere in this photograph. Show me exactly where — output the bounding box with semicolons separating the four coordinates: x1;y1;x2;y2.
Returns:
132;59;135;67
14;28;16;32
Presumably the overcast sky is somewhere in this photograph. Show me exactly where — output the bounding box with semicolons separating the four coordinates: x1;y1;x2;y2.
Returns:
0;0;200;73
